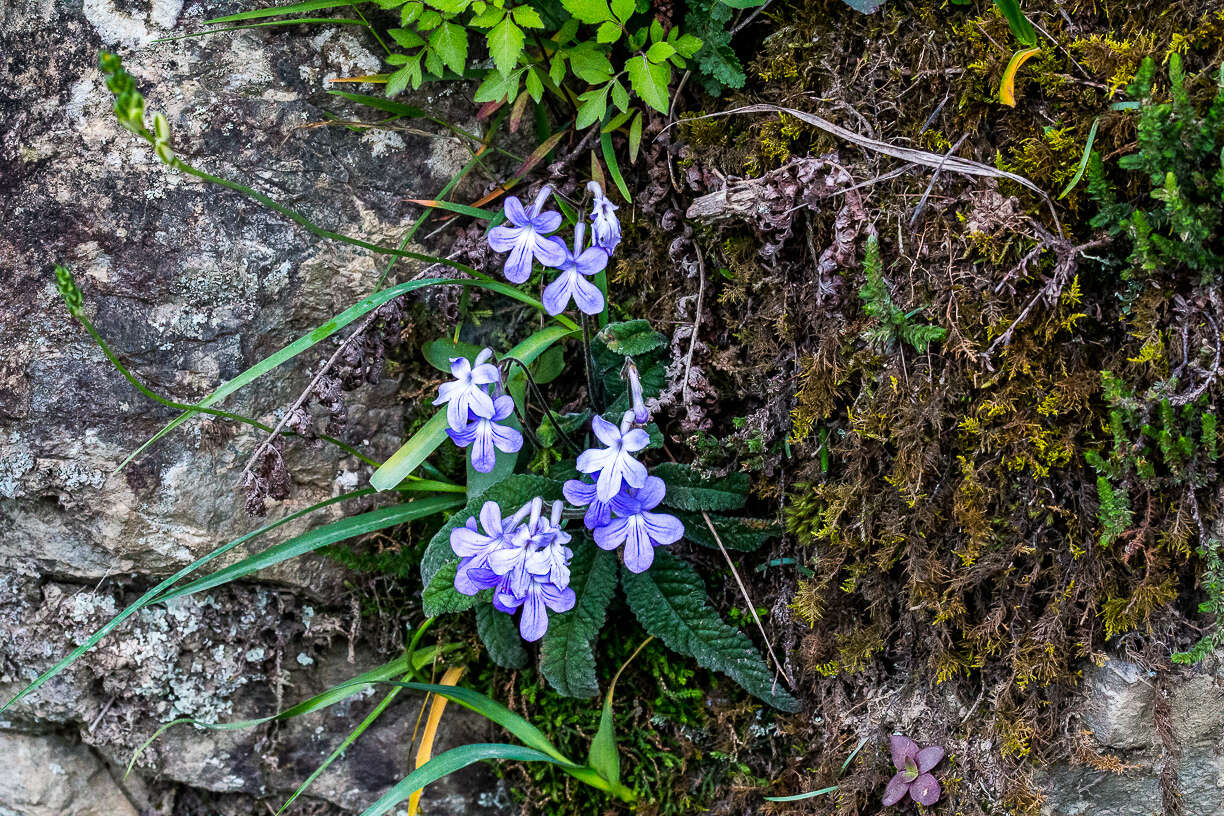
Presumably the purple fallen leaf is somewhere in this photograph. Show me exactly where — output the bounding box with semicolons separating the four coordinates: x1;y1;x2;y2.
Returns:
911;773;941;806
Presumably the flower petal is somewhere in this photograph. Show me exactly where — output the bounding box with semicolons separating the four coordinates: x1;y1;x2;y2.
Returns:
910;773;941;806
466;388;497;420
635;475;667;510
487;224;523;252
491;422;524;454
470;423;496;472
534;234;568;268
890;735;920;771
593;517;629;551
519;585;549;641
576;447;611;475
563;479;598;506
471;363;500;386
621;428;650;453
570;274;605;316
542;271;575;316
478;501;503;538
447;422;478;446
622;517;656;573
916;746;944;774
491;394;516;421
618;454;648;491
642;511;684;545
454;562;499;595
451;525;491;558
503;239;534;284
540;582;576;613
533;210;562;234
503;195;528;226
575;247;609;276
881;773;910;807
590;414;621;446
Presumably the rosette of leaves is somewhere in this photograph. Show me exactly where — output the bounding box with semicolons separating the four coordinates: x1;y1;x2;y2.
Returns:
419;320;798;712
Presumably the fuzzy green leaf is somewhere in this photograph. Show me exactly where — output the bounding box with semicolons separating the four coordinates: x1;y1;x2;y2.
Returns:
677;513;778;552
477;604;529;668
540;545;618;697
622;550;798;711
595;319;667;356
651;462;748;512
422;560;484;616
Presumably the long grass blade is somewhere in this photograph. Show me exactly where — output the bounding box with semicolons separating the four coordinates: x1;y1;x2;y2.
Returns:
205;0;359;24
408;665;467;815
154;496;462;603
763;786;838;802
1058;116;1100;199
359;744;578;816
600;130;631;204
155;18;365;42
115;277;576;475
0;490;375;715
369;409;451;491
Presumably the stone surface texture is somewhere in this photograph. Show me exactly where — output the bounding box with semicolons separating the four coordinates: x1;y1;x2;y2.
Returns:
0;1;490;812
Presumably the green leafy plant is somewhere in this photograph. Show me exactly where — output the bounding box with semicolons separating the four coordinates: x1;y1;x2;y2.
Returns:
1087;55;1224;291
858;234;946;354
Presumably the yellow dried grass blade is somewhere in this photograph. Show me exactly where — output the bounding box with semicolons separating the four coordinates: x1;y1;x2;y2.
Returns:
408;665;467;816
999;47;1042;107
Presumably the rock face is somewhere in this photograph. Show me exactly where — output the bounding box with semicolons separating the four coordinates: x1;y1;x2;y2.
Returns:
1039;654;1224;816
0;1;491;812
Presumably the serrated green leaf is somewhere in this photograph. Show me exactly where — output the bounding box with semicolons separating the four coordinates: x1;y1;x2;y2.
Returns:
417;9;442;29
386;52;411;65
525;66;544;101
610;0;633;22
674;33;702;58
388;27;425;48
424;48;443;77
474;68;519;103
676;512;778;552
576;85;610;129
651;462;748;512
568;43;614;84
468;6;504;26
549;53;567;85
430;21;468;74
488;16;525;76
511;4;544;27
645;41;675;62
401;0;423;24
622;550;798;711
561;0;613;23
595;319;667;355
610;78;629;111
626;54;670;113
477;604;529;668
386;64;414;97
424;0;469;11
540;545;617;697
596;20;621;43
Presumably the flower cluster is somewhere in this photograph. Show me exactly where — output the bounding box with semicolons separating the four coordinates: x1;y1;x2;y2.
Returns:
451;497;575;641
486;183;621;317
433;348;523;473
564;369;683;573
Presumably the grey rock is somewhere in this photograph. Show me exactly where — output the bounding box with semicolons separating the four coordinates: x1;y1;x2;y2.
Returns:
0;731;141;816
0;0;494;811
1081;659;1156;751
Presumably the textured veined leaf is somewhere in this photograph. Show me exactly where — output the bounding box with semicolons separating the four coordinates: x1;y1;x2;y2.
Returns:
511;4;544;27
650;462;748;512
576;85;610;129
594;319;666;355
422;560;484;616
568;43;614;84
677;513;778;552
477;604;529;668
540;545;618;697
622;551;798;711
645;41;675;63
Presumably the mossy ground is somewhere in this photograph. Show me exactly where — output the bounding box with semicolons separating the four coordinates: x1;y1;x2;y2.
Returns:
329;1;1224;813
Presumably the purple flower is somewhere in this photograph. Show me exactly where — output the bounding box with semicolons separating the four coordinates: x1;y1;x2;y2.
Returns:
447;394;523;473
576;412;650;502
624;359;649;424
882;735;943;807
432;348;500;432
495;572;576;641
562;477;614;529
450;500;530;595
587;180;620;255
487;187;567;284
526;500;573;588
593;476;684;573
542;222;607;316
